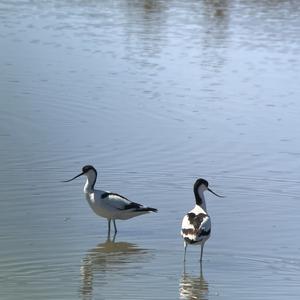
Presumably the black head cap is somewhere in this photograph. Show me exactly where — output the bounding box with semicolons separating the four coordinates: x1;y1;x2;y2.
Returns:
194;178;225;198
194;178;209;189
82;165;96;173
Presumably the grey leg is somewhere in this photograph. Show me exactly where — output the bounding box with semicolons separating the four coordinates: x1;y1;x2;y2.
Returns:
184;241;187;262
112;232;117;242
113;219;117;234
200;243;204;263
107;219;111;238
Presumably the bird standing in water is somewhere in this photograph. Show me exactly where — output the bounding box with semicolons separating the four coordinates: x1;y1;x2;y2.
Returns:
181;178;224;263
64;165;157;238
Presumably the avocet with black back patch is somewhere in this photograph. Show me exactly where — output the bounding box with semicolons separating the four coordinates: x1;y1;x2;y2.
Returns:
63;165;157;237
181;178;224;263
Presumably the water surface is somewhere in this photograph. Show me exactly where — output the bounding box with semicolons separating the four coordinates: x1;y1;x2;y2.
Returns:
1;0;300;299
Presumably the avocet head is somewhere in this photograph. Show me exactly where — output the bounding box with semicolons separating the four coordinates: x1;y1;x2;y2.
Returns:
194;178;224;198
63;165;97;182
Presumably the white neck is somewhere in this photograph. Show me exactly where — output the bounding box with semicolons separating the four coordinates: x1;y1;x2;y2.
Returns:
83;170;97;194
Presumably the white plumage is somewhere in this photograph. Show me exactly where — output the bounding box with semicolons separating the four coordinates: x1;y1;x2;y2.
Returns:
181;178;224;263
64;165;157;237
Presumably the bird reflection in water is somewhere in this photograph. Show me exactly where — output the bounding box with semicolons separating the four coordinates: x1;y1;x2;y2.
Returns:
80;235;151;300
179;267;209;300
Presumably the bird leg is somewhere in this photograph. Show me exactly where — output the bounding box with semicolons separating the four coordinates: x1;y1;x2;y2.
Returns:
113;219;118;234
107;219;111;239
184;241;187;262
200;260;203;276
200;243;204;263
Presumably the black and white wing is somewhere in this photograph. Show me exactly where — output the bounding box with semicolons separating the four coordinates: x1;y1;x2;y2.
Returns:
181;212;211;244
101;192;157;212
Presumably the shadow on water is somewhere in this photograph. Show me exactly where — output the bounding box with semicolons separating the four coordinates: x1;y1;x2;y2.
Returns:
80;236;151;300
179;264;209;300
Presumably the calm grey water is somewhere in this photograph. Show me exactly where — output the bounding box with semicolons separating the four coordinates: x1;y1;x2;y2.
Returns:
1;0;300;299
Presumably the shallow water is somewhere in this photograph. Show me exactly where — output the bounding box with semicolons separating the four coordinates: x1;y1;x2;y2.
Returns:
1;0;300;299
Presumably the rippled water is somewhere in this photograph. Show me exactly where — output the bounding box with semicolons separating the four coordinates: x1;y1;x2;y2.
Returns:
1;0;300;299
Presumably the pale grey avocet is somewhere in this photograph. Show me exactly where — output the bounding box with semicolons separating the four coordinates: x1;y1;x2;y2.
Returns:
181;178;224;262
64;165;157;237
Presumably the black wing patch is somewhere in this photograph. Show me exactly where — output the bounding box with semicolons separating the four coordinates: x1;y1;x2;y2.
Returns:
101;192;129;201
187;212;208;230
101;192;158;212
123;202;158;212
124;202;142;210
